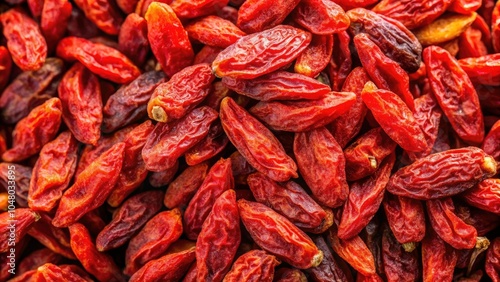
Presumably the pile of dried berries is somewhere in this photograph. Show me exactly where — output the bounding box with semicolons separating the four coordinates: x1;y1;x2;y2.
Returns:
0;0;499;281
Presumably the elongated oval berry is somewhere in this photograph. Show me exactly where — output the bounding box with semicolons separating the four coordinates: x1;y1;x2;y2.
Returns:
0;8;47;71
52;142;125;227
183;158;234;240
145;2;194;77
28;131;78;212
293;0;350;35
223;250;280;282
426;197;478;250
386;147;497;200
56;37;141;84
58;63;102;146
124;209;183;276
142;106;218;172
196;189;241;282
222;71;330;101
220;97;298;182
361;82;427;152
247;172;328;230
294;127;349;208
237;0;301;33
249;91;356;132
213;25;312;79
424;45;484;144
2;98;62;162
338;153;395;240
147;64;215;123
238;199;323;269
347;8;422;73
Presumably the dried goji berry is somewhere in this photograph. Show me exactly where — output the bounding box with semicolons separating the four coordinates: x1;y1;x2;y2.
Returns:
483;119;500;161
184;121;229;166
28;131;78;212
194;45;224;65
347;8;422;73
485;237;500;282
68;223;125;282
294;127;349;208
247;172;329;231
344;128;397;182
327;67;369;148
129;241;196;282
459;54;500;86
102;71;166;133
212;25;311;79
461;178;500;215
2;97;62;162
185;15;246;48
0;208;40;253
31;263;89;282
96;190;163;251
57;37;141;84
493;0;500;53
294;34;334;78
52;142;125;227
170;0;229;20
163;162;208;209
74;126;132;178
27;214;76;259
116;0;139;13
145;2;194;77
148;64;215;123
328;225;377;277
338;153;395;240
383;193;426;250
354;33;415;111
118;13;150;67
422;227;458;282
426;197;478;249
386;147;497;200
458;25;489;59
0;57;64;124
0;8;47;71
124;209;183;276
183;158;233;240
73;0;124;35
223;250;280;282
222;71;330;101
372;0;452;29
361;82;427;152
148;162;179;188
18;249;63;275
142;106;218;171
106;121;155;207
220;97;298;182
236;0;300;33
381;226;421;282
407;94;442;161
196;189;241;282
0;46;12;92
58;63;102;145
238;199;323;269
414;12;477;46
455;202;500;236
249;91;356;132
292;0;349;35
306;236;350;282
40;0;72;52
424;46;485;144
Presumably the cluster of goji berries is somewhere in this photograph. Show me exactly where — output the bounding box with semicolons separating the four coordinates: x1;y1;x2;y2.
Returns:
0;0;500;281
